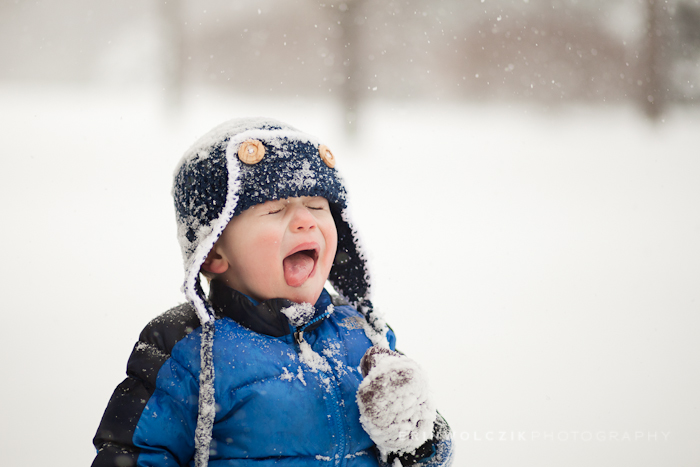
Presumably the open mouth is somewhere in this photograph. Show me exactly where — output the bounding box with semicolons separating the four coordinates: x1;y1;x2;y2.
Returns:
283;244;319;287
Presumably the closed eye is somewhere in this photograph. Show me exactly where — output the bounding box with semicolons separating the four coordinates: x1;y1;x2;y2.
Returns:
263;204;284;215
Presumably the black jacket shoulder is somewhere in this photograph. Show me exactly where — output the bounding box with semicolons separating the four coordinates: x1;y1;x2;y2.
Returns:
93;303;202;466
125;303;202;388
139;302;202;355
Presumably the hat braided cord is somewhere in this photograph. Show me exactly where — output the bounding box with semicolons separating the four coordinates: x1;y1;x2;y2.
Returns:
193;280;216;467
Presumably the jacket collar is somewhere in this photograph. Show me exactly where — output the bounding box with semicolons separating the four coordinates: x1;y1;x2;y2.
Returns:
208;279;332;338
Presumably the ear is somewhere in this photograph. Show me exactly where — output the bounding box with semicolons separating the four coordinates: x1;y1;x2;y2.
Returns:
202;246;229;274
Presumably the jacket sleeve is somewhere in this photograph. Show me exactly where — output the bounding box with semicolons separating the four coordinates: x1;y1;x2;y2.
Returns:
384;412;454;467
92;305;202;467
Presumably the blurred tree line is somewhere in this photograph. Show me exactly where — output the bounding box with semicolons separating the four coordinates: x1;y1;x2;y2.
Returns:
2;0;699;121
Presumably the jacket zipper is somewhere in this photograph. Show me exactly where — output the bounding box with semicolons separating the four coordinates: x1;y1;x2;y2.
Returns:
294;309;348;466
293;308;332;345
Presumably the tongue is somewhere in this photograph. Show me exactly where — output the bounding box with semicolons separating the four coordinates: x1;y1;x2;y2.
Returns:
283;252;314;287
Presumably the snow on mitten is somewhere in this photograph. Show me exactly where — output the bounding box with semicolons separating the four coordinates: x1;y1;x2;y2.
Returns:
357;346;437;461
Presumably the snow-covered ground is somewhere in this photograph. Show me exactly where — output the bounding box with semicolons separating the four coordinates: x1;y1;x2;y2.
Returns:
1;83;699;467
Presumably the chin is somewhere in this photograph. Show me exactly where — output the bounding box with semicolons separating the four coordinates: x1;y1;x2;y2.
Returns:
286;286;323;305
288;294;318;305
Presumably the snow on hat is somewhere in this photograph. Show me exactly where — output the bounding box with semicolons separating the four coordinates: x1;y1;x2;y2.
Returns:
172;117;385;467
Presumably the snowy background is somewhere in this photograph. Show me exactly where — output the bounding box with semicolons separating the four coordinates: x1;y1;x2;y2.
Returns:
2;84;699;467
2;0;700;466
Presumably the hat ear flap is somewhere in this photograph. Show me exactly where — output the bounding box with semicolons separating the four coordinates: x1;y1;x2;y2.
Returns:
328;204;370;307
173;149;230;263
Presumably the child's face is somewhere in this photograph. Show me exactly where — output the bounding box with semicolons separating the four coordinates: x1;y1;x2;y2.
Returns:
206;196;338;304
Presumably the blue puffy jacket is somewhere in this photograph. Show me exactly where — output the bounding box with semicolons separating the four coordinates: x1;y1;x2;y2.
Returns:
92;281;452;467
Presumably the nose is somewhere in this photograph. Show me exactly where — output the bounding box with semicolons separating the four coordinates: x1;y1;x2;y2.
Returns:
289;205;317;232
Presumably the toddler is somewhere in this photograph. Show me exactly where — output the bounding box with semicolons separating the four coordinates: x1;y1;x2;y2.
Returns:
92;118;453;467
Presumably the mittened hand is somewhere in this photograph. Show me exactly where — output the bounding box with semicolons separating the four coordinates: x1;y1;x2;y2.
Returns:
357;346;437;460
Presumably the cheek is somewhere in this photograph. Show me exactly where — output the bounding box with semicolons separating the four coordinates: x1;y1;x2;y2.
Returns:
328;231;338;258
256;230;282;248
323;223;339;264
249;230;283;267
228;226;280;268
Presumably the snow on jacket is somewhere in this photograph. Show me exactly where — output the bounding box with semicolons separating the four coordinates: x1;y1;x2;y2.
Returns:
92;281;453;467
